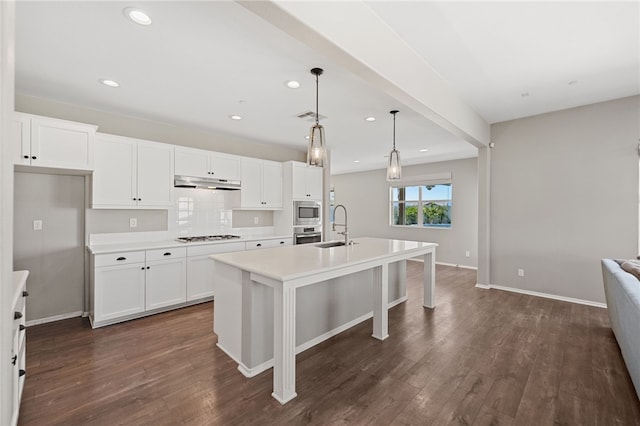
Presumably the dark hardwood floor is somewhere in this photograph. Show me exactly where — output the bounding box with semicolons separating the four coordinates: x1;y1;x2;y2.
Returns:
19;263;640;425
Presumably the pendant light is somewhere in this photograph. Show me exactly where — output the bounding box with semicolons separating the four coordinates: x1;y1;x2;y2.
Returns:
307;67;326;167
387;110;401;180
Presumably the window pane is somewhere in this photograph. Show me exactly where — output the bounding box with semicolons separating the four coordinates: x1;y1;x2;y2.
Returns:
423;183;451;201
404;202;419;225
392;187;401;202
405;186;420;201
392;202;401;225
423;202;451;227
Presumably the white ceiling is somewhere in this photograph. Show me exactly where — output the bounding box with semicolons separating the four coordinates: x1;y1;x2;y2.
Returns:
15;1;639;175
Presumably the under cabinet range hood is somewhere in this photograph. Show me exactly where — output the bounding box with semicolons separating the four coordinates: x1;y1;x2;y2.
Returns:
174;175;241;191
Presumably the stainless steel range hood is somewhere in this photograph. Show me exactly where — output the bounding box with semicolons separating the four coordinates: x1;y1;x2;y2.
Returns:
174;175;241;190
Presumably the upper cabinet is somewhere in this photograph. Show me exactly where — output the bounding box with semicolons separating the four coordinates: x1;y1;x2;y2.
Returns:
291;162;323;200
239;158;283;209
92;133;173;209
174;147;241;181
14;113;97;171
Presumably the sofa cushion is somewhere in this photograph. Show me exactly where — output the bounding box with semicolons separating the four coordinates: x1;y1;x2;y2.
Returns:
621;261;640;280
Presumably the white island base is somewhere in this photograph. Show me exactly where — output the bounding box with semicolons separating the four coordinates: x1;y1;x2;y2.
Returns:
211;237;437;404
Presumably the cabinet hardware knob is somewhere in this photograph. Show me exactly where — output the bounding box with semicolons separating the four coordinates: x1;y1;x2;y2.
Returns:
141;267;145;270
14;312;22;320
31;156;37;160
23;155;29;159
11;355;17;365
19;325;25;331
256;244;262;247
19;369;26;377
22;290;29;297
280;241;284;244
117;257;126;261
163;252;171;256
146;266;150;269
133;198;137;201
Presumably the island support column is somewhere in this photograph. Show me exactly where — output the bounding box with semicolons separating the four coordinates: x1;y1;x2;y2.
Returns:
272;282;297;404
423;250;435;308
372;263;389;340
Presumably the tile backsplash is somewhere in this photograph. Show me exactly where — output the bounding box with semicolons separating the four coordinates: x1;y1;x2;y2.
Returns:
168;188;238;236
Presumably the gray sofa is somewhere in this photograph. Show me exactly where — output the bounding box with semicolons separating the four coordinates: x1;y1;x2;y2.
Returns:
602;259;640;399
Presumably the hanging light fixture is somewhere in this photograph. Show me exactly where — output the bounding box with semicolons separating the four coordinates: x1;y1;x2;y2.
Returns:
307;67;326;167
387;110;401;180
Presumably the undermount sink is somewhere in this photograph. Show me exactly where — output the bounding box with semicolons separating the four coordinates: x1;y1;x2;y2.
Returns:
315;241;358;248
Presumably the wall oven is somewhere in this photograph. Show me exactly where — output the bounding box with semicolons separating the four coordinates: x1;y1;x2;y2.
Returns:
294;227;322;245
293;200;321;227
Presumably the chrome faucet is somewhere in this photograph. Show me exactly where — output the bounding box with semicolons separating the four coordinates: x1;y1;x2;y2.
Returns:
332;204;352;245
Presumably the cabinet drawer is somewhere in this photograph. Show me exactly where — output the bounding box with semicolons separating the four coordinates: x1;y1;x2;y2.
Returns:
146;247;186;262
94;251;145;267
187;242;245;257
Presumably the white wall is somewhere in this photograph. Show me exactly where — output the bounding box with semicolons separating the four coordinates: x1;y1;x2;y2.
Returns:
490;96;639;304
331;157;478;267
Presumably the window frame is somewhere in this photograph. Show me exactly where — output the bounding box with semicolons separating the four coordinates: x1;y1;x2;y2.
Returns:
389;180;452;229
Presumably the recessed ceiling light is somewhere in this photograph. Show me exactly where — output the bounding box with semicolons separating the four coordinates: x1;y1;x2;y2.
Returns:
124;7;152;25
365;116;376;122
286;80;300;89
229;115;242;120
353;160;360;163
99;79;119;88
419;148;429;152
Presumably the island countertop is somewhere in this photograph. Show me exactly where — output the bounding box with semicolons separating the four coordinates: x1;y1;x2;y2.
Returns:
209;237;437;283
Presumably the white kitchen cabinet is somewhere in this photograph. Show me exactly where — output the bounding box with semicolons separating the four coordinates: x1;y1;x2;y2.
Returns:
93;259;146;323
244;237;293;251
92;133;173;209
10;271;28;426
14;113;97;171
174;146;241;181
291;162;323;200
186;241;245;301
240;158;282;209
145;248;187;310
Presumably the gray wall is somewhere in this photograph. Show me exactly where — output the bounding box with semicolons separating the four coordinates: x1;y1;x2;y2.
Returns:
490;96;639;304
330;158;478;267
13;172;85;321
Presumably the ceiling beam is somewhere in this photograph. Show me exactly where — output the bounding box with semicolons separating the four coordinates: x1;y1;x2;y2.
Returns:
238;0;490;148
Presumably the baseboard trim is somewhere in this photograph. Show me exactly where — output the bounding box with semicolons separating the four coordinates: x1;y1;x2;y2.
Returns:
234;297;409;378
478;284;607;308
26;311;83;327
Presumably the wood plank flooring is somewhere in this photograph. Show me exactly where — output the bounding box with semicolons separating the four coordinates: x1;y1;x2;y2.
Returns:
19;263;640;425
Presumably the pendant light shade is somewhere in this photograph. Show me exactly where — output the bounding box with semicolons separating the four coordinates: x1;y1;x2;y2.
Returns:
307;68;326;167
387;110;402;181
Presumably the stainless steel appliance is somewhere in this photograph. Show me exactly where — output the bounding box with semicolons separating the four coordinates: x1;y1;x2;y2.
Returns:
294;227;322;245
175;234;241;243
293;200;321;227
174;175;241;190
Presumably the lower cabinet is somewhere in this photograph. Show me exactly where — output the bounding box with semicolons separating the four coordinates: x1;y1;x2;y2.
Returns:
186;241;245;301
94;261;146;323
146;257;187;310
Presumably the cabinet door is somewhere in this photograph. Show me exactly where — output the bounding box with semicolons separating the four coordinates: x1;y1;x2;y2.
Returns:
93;136;137;207
94;263;146;322
186;256;215;301
211;153;241;180
14;114;31;165
262;161;283;208
240;158;263;208
30;116;95;170
291;163;308;199
174;147;209;178
306;166;323;200
137;142;173;207
146;258;187;310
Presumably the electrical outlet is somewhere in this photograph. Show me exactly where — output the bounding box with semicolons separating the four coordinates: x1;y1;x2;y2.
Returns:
33;220;43;231
254;216;259;225
465;250;470;257
129;218;138;228
518;268;525;277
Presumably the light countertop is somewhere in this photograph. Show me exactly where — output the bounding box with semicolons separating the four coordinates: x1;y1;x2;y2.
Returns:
87;234;292;255
209;237;437;282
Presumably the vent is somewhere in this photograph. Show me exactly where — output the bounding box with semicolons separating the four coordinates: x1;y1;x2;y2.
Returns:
296;111;327;122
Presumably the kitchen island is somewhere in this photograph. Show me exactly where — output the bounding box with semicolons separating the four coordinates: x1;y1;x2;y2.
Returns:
210;237;437;404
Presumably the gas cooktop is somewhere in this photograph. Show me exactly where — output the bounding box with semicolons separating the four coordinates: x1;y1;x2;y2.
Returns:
175;235;241;243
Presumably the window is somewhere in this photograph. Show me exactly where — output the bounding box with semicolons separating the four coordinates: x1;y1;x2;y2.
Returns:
391;183;452;228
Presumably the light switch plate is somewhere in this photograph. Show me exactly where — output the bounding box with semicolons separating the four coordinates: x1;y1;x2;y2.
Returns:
129;218;138;228
33;220;43;231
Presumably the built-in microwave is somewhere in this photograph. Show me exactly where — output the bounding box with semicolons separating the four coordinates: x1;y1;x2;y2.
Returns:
293;200;321;226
